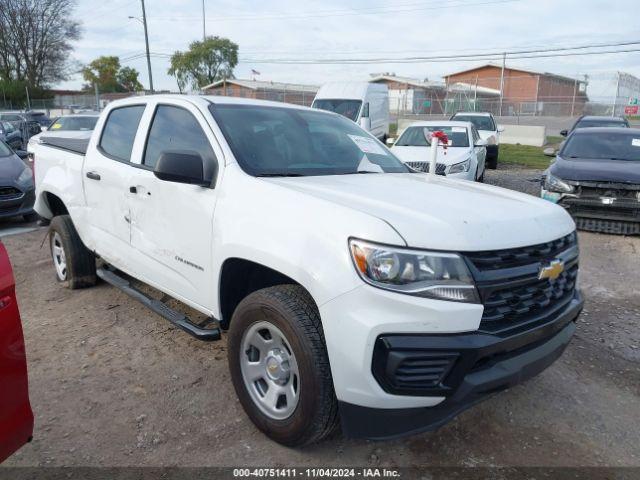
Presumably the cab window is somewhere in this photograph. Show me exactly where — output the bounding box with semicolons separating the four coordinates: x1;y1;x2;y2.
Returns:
99;105;146;161
143;105;217;182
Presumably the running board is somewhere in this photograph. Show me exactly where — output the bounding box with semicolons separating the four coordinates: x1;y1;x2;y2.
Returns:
96;268;221;341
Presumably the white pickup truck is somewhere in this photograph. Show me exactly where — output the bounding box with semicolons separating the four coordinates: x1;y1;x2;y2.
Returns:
33;95;583;446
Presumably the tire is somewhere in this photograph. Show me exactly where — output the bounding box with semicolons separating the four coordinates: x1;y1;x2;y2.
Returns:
487;146;499;169
228;285;339;446
49;215;96;289
476;167;485;183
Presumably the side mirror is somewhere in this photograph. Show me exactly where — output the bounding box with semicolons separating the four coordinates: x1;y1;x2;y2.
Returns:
386;137;395;146
15;150;29;160
475;138;488;147
560;129;568;137
543;147;557;157
497;125;505;133
153;151;209;187
359;117;371;131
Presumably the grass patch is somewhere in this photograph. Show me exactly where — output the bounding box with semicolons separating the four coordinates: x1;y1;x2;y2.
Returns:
499;144;552;169
545;135;564;146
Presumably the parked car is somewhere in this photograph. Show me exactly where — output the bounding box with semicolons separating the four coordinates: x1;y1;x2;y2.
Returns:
47;113;99;132
0;112;41;140
34;95;582;445
0;140;36;222
449;112;503;169
0;241;34;462
541;127;640;234
23;111;51;128
390;121;487;181
0;121;23;150
560;115;629;137
312;82;390;141
28;113;100;158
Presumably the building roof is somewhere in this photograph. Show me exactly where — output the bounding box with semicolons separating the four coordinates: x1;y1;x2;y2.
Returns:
443;63;583;84
369;74;445;90
202;78;319;93
447;82;501;96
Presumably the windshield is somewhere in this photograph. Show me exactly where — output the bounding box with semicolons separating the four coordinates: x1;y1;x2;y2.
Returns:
311;99;362;122
562;132;640;161
1;122;14;133
49;116;98;131
396;126;469;147
210;104;410;176
452;115;495;131
574;119;628;130
0;141;12;157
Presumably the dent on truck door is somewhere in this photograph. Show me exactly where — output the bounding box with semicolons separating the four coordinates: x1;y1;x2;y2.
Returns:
128;104;217;308
0;242;34;463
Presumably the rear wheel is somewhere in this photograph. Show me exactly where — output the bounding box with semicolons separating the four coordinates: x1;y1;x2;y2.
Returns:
476;166;485;183
228;285;339;446
49;215;96;289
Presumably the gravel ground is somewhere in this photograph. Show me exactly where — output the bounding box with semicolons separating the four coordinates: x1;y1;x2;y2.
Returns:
2;167;640;469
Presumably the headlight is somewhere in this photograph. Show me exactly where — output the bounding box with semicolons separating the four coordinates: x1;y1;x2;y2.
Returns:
544;173;574;193
349;239;479;303
17;167;33;185
448;158;471;175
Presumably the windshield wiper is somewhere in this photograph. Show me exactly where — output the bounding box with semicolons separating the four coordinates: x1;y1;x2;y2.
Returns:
256;173;306;177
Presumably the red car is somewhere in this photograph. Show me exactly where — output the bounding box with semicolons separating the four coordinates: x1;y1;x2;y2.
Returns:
0;241;33;463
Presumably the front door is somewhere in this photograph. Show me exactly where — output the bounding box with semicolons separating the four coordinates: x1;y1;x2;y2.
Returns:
82;105;147;260
0;242;34;463
128;101;221;310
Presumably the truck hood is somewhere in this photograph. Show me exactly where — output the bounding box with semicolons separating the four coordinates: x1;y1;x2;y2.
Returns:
392;146;471;166
551;156;640;184
265;173;574;251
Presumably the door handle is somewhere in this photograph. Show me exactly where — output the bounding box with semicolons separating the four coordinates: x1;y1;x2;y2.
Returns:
129;186;137;193
86;171;101;181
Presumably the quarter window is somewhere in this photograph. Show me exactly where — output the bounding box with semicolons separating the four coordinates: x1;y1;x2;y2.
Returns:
99;105;145;161
143;105;217;181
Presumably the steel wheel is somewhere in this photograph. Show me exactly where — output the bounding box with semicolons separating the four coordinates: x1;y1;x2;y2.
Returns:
51;231;67;281
240;320;300;420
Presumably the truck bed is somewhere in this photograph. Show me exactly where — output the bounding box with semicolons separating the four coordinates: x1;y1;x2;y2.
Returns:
38;136;90;156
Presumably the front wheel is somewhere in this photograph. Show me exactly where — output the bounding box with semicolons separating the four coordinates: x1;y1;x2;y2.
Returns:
227;285;339;446
49;215;96;289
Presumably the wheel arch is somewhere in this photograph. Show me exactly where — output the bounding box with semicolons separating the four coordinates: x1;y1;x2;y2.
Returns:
36;191;69;219
218;257;316;330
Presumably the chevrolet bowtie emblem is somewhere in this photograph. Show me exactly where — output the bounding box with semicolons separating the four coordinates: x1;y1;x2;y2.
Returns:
538;259;565;281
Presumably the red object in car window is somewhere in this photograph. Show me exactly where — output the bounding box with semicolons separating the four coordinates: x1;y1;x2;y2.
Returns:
0;242;33;463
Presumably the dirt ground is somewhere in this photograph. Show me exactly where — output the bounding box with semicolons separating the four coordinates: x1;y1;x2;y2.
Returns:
3;169;640;468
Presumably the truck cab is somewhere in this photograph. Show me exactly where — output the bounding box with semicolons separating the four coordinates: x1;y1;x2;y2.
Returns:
312;82;390;141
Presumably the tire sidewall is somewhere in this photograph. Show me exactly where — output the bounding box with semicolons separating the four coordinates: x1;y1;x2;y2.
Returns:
49;222;70;285
228;294;325;445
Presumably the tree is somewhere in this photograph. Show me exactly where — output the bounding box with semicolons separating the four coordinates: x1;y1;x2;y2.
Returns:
82;56;143;93
0;0;81;87
168;36;238;92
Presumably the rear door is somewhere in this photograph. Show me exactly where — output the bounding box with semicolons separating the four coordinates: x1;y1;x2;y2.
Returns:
0;242;34;463
82;104;147;261
128;99;221;310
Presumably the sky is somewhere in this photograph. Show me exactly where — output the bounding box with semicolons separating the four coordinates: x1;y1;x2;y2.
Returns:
61;0;640;102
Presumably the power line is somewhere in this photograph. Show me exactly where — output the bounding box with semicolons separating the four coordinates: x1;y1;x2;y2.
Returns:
149;0;520;22
239;40;640;64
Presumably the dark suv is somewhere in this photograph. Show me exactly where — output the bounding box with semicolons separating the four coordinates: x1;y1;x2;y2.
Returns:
560;115;629;137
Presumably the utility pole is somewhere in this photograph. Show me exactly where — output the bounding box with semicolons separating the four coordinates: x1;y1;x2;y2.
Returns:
140;0;154;93
202;0;206;41
94;83;100;111
570;76;577;117
498;52;506;116
612;71;620;117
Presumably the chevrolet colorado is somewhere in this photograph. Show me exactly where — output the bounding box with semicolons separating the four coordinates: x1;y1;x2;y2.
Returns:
33;95;583;446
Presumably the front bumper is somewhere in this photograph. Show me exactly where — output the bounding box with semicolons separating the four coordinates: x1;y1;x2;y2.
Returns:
337;290;582;439
0;187;35;218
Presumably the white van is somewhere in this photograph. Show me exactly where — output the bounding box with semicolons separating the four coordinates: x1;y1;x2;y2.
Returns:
312;82;389;141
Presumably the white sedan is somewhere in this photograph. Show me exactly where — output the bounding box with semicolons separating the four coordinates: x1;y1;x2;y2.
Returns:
390;121;487;181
